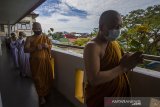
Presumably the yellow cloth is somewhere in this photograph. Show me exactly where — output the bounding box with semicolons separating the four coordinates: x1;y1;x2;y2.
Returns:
50;57;55;79
85;41;131;107
30;35;53;97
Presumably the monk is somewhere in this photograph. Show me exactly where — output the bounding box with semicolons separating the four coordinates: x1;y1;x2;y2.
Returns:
83;10;143;107
24;22;53;105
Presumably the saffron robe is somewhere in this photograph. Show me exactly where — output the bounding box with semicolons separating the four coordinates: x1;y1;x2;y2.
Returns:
29;35;53;97
85;41;131;107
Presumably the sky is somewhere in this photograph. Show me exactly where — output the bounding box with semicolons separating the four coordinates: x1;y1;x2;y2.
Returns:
35;0;160;33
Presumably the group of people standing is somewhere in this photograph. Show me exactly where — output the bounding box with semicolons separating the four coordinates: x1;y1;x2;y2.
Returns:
3;10;144;107
6;22;53;106
9;32;31;77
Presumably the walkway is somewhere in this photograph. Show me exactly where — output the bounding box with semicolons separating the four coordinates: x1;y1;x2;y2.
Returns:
0;45;75;107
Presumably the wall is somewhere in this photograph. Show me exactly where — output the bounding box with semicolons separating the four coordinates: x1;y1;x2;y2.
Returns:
52;49;160;107
0;92;2;107
52;49;86;107
128;67;160;97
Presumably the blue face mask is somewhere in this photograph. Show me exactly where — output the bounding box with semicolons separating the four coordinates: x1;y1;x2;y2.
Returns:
104;29;121;41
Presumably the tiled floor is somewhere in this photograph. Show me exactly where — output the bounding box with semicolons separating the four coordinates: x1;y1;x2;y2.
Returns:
0;45;75;107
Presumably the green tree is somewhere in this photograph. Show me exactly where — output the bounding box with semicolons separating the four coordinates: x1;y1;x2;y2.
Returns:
52;32;64;40
48;28;54;37
73;38;91;46
50;28;54;32
90;28;98;37
119;5;160;55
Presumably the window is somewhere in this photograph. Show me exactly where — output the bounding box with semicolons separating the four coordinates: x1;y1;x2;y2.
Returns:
0;25;4;32
17;22;31;30
17;24;21;29
21;24;26;29
26;23;31;29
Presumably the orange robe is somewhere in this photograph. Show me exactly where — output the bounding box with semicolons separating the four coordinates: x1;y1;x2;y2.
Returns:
30;35;53;97
85;41;131;107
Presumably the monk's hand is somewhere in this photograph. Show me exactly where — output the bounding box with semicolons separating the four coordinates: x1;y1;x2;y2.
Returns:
41;43;48;49
120;52;131;64
44;43;49;49
37;44;42;50
119;51;143;72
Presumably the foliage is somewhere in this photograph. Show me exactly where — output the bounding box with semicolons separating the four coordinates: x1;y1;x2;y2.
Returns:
48;27;54;36
118;5;160;55
90;28;98;37
59;38;69;42
52;33;64;40
50;28;54;32
73;38;91;46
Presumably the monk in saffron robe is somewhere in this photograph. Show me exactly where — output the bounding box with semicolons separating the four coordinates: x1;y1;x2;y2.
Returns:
24;22;53;105
83;10;143;107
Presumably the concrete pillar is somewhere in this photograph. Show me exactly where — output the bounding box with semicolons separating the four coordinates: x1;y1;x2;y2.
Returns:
7;24;11;37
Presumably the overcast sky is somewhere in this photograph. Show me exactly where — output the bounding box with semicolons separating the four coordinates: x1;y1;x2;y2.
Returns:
35;0;160;33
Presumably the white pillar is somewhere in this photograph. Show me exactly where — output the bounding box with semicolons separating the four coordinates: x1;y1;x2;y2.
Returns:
8;24;11;37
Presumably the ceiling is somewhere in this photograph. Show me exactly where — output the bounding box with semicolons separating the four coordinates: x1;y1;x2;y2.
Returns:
0;0;46;24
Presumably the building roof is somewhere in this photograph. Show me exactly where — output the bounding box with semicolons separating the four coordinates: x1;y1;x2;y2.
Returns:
29;12;39;18
0;0;46;25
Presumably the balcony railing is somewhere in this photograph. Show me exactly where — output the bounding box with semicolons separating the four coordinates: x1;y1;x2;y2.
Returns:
53;43;160;62
51;48;160;107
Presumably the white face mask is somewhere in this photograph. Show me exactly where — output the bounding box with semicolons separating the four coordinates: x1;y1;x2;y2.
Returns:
104;29;121;41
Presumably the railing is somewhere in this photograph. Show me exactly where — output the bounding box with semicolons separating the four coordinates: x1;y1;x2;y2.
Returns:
53;43;160;62
51;48;160;107
53;43;84;49
142;54;160;61
51;49;86;107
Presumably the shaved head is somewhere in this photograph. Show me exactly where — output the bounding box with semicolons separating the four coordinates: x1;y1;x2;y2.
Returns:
32;22;42;36
32;22;42;31
97;10;122;41
99;10;122;30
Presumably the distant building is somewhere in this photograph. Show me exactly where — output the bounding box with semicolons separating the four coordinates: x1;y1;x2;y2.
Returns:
0;12;38;37
0;25;7;36
74;34;81;37
64;34;77;39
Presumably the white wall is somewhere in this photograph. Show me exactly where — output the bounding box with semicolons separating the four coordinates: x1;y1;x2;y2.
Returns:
52;49;86;107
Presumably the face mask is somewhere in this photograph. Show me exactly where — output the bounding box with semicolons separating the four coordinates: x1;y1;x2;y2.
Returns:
104;29;121;41
34;31;42;36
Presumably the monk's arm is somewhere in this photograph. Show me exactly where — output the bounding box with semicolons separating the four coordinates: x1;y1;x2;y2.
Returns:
24;37;36;53
83;43;127;86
